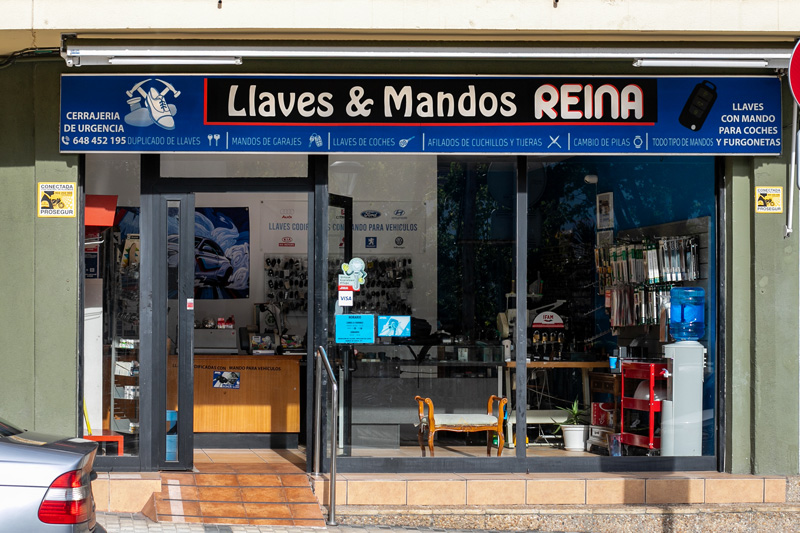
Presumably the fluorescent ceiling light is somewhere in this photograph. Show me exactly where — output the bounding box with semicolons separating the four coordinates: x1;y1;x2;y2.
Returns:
106;56;241;65
632;58;770;68
60;35;792;69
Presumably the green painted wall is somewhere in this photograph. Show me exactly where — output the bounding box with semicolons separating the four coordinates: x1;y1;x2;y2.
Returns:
0;56;799;474
726;83;800;475
0;59;80;436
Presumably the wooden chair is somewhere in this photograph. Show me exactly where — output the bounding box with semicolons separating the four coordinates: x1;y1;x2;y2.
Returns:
414;395;508;457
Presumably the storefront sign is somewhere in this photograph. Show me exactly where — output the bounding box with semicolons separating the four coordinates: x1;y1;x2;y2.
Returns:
335;314;375;344
38;182;76;217
60;75;781;155
755;186;783;213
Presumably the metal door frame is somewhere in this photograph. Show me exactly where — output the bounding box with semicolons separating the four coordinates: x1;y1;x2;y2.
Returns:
140;154;318;471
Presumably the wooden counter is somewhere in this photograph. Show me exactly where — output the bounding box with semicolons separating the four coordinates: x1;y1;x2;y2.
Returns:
168;354;301;433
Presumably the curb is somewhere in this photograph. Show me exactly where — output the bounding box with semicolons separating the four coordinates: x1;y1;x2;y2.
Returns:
331;503;800;532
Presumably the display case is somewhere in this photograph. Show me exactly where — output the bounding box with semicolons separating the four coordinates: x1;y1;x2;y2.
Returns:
110;340;138;433
620;361;667;451
109;251;140;436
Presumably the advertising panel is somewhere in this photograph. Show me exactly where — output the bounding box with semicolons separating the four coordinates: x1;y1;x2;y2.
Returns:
60;75;781;155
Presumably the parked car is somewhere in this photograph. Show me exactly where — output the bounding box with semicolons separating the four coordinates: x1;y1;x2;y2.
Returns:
0;416;105;533
167;235;234;287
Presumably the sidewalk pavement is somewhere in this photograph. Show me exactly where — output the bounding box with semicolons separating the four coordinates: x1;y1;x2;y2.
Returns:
98;513;545;533
99;504;800;533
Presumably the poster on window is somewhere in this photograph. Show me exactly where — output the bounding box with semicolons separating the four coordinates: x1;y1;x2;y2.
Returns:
596;193;614;230
353;201;426;254
115;207;141;274
118;206;250;299
261;200;309;253
191;207;250;299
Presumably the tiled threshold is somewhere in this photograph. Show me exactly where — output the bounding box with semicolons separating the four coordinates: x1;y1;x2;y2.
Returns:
92;448;790;526
312;472;794;531
94;470;788;514
310;471;788;506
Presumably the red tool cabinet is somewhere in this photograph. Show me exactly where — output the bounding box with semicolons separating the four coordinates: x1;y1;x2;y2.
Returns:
620;361;668;450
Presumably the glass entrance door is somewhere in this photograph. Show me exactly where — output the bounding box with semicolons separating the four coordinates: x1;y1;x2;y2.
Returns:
327;194;353;455
139;153;313;471
161;194;195;469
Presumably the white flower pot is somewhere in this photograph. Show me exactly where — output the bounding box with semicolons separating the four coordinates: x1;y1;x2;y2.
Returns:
561;424;589;451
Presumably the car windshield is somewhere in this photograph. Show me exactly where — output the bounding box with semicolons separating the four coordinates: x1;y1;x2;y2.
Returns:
0;416;24;437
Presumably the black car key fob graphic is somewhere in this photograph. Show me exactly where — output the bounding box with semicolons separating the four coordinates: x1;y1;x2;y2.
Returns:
679;80;717;131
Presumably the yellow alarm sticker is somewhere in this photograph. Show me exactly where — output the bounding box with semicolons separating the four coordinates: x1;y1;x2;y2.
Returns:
755;186;783;214
38;182;76;218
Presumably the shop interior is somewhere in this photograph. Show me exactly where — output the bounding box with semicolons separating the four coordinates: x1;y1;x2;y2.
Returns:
82;153;716;460
328;154;716;459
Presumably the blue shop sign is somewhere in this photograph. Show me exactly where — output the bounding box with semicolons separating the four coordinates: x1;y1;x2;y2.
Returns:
60;74;782;155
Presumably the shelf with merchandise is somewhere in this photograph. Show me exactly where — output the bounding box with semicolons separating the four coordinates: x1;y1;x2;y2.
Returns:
594;215;711;334
264;253;417;316
109;235;140;436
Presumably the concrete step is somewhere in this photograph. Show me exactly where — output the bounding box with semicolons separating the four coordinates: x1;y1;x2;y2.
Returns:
143;463;325;526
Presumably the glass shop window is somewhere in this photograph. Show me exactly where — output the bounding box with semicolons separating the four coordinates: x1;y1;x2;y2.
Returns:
522;156;716;458
84;154;142;456
328;155;516;459
328;153;716;461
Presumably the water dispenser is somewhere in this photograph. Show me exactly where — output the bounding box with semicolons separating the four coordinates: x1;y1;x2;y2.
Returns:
661;287;705;456
669;287;704;341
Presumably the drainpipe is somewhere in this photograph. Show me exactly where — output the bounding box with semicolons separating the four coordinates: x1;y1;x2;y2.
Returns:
787;100;798;238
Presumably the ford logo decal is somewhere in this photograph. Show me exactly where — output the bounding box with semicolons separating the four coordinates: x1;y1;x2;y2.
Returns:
361;210;381;219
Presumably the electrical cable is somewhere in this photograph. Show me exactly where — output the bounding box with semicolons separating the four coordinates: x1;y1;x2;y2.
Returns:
0;47;60;70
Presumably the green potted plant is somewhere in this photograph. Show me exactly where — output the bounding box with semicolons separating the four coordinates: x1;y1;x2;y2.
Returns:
553;398;589;451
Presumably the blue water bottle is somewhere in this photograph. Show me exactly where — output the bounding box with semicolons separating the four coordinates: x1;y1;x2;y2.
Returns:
669;287;705;341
